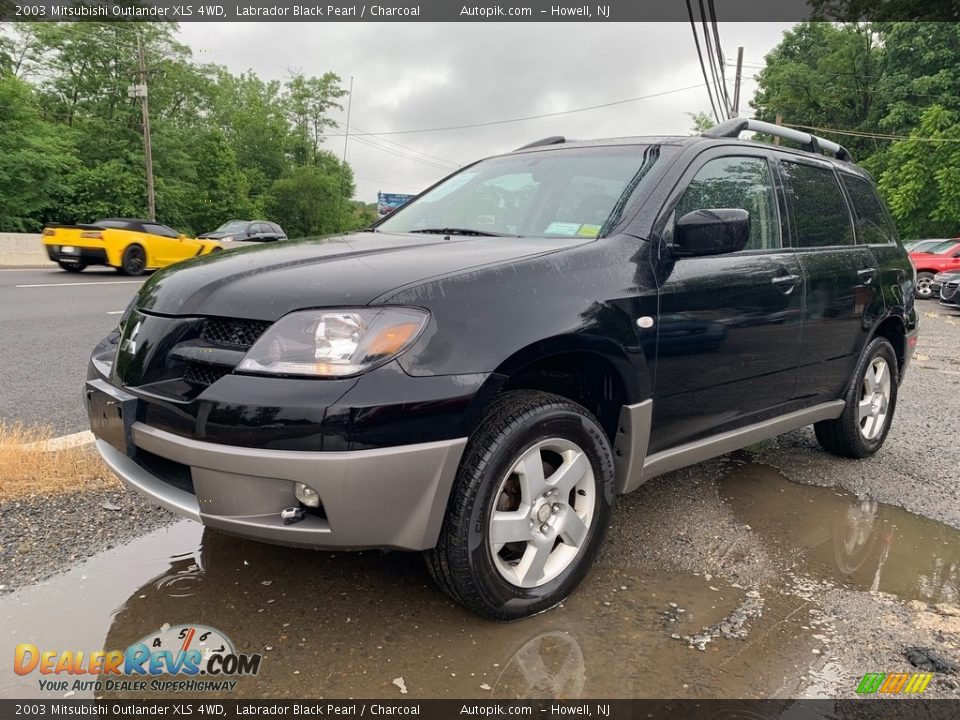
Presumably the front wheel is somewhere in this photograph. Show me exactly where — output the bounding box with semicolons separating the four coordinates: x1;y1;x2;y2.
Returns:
814;337;899;458
118;244;147;276
425;391;614;620
915;272;935;299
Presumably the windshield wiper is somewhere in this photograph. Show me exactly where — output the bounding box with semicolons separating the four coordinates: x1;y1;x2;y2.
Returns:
409;227;516;237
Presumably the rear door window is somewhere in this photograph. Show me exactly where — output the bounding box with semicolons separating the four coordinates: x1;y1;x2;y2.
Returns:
779;161;855;247
840;174;898;245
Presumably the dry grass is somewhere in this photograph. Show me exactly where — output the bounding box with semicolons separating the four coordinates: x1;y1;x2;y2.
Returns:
0;422;117;502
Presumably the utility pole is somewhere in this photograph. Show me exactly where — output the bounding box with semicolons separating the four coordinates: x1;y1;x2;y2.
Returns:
731;46;744;118
774;113;783;145
336;76;354;232
129;35;156;221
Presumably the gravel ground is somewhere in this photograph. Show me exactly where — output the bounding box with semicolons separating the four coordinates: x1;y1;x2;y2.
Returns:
0;486;174;593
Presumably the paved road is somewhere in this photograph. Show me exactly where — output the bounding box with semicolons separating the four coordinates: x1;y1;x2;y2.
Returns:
0;268;145;433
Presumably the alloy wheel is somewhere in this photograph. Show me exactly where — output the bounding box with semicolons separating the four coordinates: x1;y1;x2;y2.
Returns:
858;357;891;440
488;438;596;589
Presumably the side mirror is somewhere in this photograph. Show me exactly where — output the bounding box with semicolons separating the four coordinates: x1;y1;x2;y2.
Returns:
673;209;750;257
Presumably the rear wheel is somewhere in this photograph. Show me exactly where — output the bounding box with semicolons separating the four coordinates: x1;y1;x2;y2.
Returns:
425;391;614;620
915;272;935;299
118;244;147;276
814;337;898;458
57;261;86;273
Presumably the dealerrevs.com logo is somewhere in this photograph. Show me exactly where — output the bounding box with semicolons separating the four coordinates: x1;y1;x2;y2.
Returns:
14;624;262;694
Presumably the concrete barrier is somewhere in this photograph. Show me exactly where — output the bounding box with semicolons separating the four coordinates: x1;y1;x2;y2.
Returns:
0;233;48;267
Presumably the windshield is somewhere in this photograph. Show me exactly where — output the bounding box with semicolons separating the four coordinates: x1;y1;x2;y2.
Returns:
215;221;249;233
377;145;660;239
931;240;960;253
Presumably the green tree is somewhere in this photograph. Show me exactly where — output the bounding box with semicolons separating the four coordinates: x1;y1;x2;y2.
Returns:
0;73;77;230
285;71;348;166
876;105;960;238
750;22;882;160
687;111;715;135
264;155;356;238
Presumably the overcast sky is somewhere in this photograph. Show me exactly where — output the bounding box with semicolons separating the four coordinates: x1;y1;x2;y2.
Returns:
179;22;795;202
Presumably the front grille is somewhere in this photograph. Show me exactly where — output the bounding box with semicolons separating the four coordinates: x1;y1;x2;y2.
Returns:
942;281;960;301
184;363;233;386
201;318;271;348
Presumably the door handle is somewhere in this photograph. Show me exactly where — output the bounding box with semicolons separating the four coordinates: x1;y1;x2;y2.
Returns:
771;274;801;287
858;267;877;284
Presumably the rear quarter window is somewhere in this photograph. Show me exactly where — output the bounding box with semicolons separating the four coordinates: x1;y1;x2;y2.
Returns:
840;174;898;245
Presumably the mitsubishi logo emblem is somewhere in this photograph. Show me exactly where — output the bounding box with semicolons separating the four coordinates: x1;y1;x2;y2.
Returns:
121;319;142;356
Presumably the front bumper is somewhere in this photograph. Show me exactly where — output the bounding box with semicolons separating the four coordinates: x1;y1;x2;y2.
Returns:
94;418;466;550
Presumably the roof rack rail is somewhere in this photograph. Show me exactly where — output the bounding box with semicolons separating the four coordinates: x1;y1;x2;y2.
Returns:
514;136;566;151
702;118;853;162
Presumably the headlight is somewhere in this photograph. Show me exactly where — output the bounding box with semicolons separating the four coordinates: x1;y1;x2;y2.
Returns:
222;236;234;242
236;307;429;378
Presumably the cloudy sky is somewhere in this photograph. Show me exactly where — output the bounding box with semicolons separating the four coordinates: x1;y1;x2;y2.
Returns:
179;22;795;202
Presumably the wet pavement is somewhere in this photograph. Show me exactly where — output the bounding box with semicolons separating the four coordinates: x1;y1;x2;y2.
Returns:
3;460;958;700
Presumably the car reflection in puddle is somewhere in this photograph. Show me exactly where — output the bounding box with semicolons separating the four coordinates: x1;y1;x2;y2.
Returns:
720;461;959;605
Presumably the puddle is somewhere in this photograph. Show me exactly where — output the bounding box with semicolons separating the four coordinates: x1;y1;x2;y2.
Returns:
720;462;960;605
0;522;816;700
1;459;957;700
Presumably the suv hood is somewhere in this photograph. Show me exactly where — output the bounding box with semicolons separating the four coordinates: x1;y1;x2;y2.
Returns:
137;231;589;320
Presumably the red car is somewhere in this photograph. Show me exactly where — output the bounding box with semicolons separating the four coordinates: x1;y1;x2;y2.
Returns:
910;240;960;298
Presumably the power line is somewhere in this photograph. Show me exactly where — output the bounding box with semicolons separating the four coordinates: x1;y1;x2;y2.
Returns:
700;0;730;117
350;136;456;171
685;0;722;124
350;125;461;167
324;83;705;137
783;122;960;143
707;0;731;116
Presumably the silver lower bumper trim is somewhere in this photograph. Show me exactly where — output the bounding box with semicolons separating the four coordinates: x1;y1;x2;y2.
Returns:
96;423;467;551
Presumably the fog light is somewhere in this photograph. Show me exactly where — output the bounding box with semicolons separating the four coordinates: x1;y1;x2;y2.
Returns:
294;482;320;507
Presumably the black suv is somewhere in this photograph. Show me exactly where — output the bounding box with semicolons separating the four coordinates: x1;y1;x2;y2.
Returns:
198;219;287;243
86;119;918;620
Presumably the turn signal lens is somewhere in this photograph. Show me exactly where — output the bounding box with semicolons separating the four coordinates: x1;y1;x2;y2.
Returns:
80;231;104;239
366;323;422;357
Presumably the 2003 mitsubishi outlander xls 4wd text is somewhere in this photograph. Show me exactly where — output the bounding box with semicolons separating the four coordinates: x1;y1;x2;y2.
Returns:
86;119;918;619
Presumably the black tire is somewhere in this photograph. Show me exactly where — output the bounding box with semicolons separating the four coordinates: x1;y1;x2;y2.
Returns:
814;337;899;459
425;390;615;620
118;244;147;276
58;261;86;273
915;272;935;299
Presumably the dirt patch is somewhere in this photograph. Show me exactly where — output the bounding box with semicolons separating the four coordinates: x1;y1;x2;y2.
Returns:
0;422;115;501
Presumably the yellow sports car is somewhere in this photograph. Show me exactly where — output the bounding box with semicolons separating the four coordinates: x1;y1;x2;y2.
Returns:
42;217;223;275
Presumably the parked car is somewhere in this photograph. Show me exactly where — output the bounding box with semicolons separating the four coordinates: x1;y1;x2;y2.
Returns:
85;119;917;619
940;273;960;308
931;269;960;296
198;220;287;244
904;238;956;253
42;218;222;275
910;242;960;298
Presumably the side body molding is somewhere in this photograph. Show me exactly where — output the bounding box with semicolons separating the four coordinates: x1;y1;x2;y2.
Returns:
614;400;846;494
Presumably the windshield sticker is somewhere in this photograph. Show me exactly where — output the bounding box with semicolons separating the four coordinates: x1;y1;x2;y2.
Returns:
577;224;601;237
544;222;583;236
